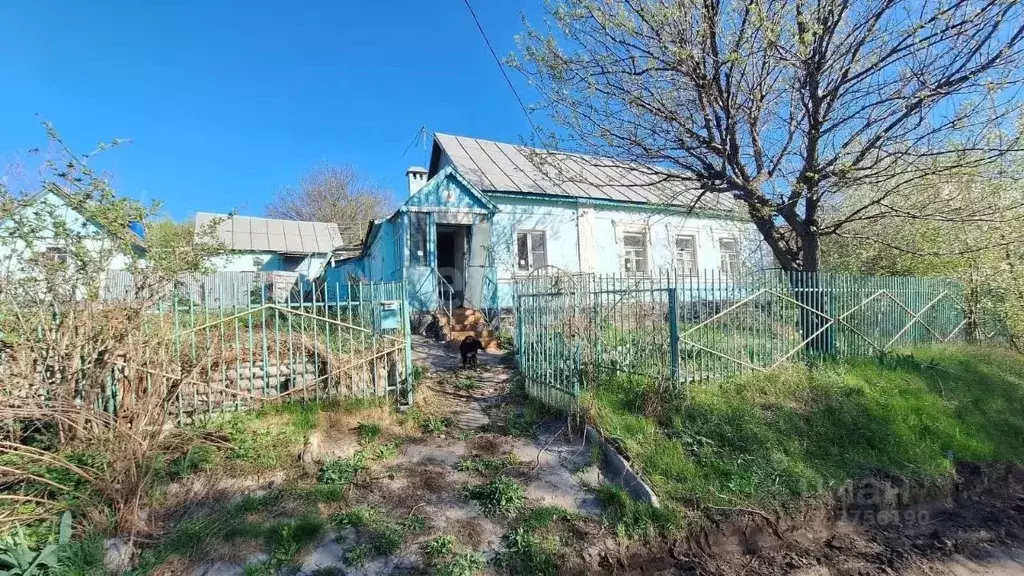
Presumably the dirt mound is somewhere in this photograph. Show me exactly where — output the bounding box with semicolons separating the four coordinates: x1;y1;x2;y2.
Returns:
592;463;1024;575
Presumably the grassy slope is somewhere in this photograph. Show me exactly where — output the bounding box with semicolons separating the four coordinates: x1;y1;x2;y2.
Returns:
585;345;1024;512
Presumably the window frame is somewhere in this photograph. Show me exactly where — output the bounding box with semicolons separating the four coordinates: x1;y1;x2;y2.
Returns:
621;230;649;275
44;246;69;265
674;234;698;277
515;229;548;272
718;237;741;277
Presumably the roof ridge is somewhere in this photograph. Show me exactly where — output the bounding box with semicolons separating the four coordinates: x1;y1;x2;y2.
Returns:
435;132;679;175
196;212;342;229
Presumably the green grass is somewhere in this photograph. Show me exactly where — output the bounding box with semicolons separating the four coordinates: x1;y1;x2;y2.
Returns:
585;345;1024;517
133;489;327;571
54;537;105;576
269;515;325;564
419;416;452;435
211;402;320;472
317;454;369;486
594;484;682;540
421;534;457;562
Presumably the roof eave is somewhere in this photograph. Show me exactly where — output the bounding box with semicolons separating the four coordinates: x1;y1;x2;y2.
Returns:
482;190;747;220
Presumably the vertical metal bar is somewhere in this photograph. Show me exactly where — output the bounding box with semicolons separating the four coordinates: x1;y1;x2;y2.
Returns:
313;280;322;402
189;292;197;413
668;287;680;387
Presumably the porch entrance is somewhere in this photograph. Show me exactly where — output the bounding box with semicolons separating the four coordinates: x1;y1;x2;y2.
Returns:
436;224;468;308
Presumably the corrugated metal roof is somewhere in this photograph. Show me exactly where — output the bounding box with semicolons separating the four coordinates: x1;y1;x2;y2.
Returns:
433;133;742;213
195;213;343;254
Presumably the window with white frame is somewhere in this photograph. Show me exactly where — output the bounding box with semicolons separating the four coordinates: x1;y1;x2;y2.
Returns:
719;237;741;276
44;246;69;265
675;235;697;276
516;230;547;271
621;231;648;274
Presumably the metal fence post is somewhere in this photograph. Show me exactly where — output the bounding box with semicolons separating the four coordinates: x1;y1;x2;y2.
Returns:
668;287;680;387
514;293;523;365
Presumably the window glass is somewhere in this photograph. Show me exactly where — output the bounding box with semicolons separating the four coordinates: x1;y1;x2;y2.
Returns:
720;238;741;276
409;213;429;266
516;232;530;271
622;231;648;274
675;235;697;276
516;230;547;271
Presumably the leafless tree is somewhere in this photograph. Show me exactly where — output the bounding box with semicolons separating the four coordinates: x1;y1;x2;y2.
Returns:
266;164;391;246
515;0;1024;273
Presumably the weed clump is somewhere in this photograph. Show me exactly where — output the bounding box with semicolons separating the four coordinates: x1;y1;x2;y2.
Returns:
464;476;526;517
421;534;485;576
457;453;521;475
355;421;383;444
333;506;424;560
453;378;480;392
497;506;583;576
317;454;369;487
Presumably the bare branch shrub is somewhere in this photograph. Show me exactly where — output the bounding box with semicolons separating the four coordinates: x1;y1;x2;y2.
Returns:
0;124;225;537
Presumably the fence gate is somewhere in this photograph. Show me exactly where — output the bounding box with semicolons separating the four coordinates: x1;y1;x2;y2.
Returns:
514;268;592;408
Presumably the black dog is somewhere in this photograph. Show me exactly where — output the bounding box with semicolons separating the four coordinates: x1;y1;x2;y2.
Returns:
460;335;484;369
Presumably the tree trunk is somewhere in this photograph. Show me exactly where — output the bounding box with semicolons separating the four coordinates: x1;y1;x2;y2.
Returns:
787;228;835;355
964;270;982;343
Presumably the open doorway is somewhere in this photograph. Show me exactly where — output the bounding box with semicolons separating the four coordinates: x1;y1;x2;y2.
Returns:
435;224;468;307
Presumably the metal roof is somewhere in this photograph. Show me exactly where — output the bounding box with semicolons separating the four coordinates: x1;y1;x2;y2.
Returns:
194;213;343;254
432;133;742;213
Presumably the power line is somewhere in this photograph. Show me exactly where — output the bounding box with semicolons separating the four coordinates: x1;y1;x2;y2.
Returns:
460;0;541;138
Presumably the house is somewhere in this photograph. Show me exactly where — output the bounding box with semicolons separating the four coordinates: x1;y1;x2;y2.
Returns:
0;187;145;301
196;212;344;278
329;133;760;331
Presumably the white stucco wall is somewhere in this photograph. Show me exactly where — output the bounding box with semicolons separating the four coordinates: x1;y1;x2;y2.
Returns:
206;251;331;277
0;191;136;275
488;195;762;283
490;197;582;279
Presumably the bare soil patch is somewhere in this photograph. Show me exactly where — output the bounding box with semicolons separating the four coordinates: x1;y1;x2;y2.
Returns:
589;463;1024;575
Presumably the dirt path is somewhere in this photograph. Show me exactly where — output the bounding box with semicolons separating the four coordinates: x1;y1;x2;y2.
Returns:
291;337;606;575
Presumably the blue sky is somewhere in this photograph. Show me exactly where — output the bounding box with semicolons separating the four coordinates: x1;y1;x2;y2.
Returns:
0;0;549;220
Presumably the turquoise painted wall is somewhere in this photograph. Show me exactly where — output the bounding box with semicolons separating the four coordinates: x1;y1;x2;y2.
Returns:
325;218;403;287
402;168;493;312
405;169;492;212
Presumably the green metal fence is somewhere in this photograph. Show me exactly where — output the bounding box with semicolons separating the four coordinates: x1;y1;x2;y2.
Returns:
103;272;413;422
514;270;974;406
